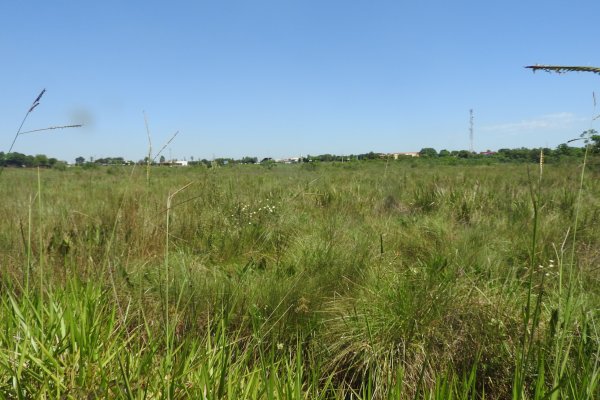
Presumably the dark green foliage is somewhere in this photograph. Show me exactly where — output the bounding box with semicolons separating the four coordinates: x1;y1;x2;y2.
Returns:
419;147;438;158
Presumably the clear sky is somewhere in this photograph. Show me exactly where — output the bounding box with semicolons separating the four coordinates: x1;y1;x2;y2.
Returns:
2;1;600;163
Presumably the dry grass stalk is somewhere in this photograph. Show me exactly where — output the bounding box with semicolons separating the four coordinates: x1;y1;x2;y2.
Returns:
525;65;600;75
18;124;83;135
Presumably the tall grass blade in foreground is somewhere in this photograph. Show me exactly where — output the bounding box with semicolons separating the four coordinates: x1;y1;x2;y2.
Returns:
7;89;46;155
1;89;82;179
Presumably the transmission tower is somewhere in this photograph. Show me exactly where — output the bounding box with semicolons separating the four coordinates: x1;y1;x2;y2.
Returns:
469;109;474;153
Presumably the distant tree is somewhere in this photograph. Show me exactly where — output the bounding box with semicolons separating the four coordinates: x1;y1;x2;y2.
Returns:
53;160;67;170
260;158;276;168
419;148;438;158
240;156;257;164
357;151;379;160
556;143;576;157
438;149;451;157
318;154;335;162
160;155;166;163
75;156;85;165
590;133;600;154
579;129;600;154
5;152;29;167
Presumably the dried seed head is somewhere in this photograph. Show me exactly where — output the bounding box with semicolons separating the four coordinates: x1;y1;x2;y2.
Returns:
33;89;46;104
28;89;46;112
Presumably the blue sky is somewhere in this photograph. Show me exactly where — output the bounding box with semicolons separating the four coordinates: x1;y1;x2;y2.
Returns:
1;1;600;163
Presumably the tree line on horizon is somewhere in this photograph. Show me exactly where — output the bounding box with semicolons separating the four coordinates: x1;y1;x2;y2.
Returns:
1;131;598;169
0;152;67;169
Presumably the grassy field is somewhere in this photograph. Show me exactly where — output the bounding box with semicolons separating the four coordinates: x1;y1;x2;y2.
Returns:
0;161;598;399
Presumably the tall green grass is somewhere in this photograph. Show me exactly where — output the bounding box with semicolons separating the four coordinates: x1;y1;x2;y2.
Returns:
0;161;598;398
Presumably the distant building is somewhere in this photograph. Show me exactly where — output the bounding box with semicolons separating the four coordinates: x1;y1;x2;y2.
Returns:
276;157;301;164
160;160;189;166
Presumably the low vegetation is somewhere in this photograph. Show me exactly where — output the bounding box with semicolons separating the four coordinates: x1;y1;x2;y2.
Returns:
0;159;598;398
